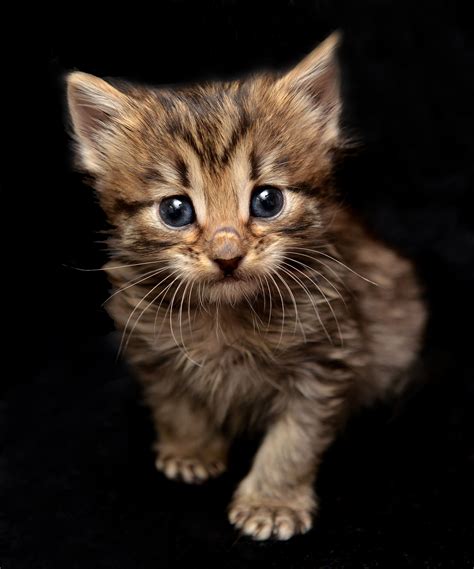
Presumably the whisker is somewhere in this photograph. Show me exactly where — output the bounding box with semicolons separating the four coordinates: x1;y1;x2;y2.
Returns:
198;280;211;315
178;279;190;350
102;266;169;306
167;279;200;366
283;254;349;304
279;261;340;345
66;259;167;272
123;275;180;356
215;298;222;340
288;247;379;286
262;274;274;330
154;274;183;338
187;278;196;337
278;264;331;344
117;270;179;359
179;279;191;335
243;291;265;333
175;278;201;366
287;250;347;288
245;295;257;334
281;258;348;345
256;274;266;315
266;272;286;347
272;270;307;343
196;282;204;319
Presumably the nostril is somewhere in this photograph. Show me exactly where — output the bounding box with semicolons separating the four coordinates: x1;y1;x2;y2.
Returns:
213;256;243;275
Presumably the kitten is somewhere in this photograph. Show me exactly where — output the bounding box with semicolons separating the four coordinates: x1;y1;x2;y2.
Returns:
66;33;426;541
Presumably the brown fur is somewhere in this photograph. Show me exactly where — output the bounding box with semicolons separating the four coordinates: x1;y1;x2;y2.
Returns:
66;33;426;540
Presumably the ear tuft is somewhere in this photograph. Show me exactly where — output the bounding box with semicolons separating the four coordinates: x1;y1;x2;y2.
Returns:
285;31;341;104
66;72;127;173
283;31;342;145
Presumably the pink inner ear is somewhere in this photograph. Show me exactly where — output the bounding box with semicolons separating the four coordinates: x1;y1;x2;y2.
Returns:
67;73;127;172
72;92;113;139
283;32;340;108
67;73;124;142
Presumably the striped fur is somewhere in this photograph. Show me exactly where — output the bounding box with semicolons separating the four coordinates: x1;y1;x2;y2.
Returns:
67;33;426;541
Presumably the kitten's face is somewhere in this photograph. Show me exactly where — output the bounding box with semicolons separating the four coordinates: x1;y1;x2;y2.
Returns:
67;34;342;304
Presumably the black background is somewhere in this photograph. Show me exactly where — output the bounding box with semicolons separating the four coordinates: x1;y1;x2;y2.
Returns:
3;1;474;567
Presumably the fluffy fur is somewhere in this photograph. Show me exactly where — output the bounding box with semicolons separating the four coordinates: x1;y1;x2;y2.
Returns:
66;33;426;540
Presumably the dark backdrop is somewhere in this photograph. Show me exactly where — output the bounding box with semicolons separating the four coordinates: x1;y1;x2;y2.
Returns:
3;1;474;567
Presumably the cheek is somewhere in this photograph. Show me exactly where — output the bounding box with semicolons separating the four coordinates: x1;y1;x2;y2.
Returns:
274;194;322;237
281;192;312;221
125;209;204;253
168;247;217;278
243;236;285;273
247;191;313;236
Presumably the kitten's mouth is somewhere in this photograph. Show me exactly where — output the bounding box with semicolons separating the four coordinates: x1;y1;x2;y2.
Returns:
216;270;256;284
213;272;255;288
214;275;242;286
205;273;258;303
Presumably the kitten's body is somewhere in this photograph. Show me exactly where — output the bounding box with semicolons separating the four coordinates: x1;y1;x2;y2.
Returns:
67;34;426;540
106;207;422;425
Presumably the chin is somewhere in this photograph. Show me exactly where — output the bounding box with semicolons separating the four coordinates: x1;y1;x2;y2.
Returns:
204;276;260;305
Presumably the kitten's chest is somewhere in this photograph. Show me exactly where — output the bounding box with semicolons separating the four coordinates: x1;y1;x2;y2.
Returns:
153;306;286;402
164;306;271;367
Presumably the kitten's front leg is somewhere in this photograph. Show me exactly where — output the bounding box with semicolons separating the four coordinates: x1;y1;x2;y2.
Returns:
143;379;229;484
229;388;347;541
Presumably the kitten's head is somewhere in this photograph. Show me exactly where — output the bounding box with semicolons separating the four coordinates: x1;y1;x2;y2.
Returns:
67;33;344;304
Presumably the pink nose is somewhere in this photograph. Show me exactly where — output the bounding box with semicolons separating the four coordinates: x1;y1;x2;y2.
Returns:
213;256;243;276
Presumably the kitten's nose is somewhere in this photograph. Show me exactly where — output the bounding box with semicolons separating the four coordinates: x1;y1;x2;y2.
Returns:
210;226;245;275
213;256;243;276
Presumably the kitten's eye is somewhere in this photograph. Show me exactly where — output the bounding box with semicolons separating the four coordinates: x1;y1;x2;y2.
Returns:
250;186;284;218
159;195;195;228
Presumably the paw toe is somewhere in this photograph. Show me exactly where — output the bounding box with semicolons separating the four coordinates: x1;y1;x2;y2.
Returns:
273;510;296;540
155;454;225;484
163;458;179;479
228;501;313;541
242;510;273;540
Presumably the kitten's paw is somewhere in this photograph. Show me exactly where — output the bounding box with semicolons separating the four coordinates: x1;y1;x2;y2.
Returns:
155;455;226;484
228;500;313;541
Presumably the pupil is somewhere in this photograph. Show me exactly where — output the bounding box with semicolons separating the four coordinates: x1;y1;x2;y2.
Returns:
250;186;283;218
261;190;275;209
169;200;183;218
159;195;195;227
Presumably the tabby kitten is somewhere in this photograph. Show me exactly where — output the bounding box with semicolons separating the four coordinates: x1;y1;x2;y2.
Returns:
66;33;426;540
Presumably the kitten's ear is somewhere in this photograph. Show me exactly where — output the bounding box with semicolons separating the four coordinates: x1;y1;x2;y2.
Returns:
283;31;342;143
285;31;340;104
66;72;129;174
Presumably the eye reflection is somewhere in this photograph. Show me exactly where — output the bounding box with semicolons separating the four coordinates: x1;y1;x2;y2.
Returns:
159;196;195;228
250;187;284;218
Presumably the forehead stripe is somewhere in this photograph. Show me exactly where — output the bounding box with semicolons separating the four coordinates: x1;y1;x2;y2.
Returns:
249;149;261;181
175;156;190;188
112;198;155;217
286;184;320;196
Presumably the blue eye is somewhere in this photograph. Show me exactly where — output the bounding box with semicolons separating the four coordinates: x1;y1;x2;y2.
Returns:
159;195;195;227
250;186;284;218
